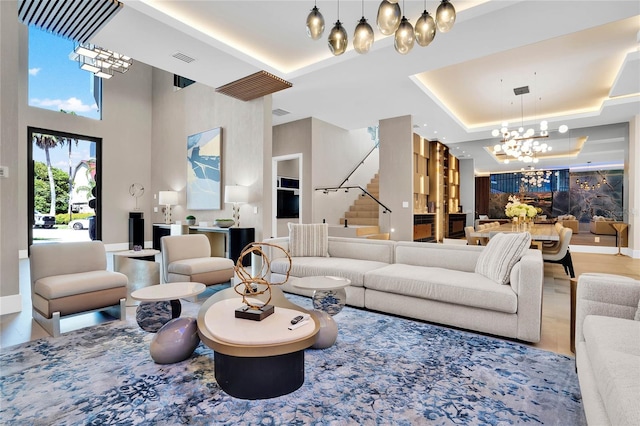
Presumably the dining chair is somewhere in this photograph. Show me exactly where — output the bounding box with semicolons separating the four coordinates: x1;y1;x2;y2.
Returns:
464;226;481;245
542;227;575;278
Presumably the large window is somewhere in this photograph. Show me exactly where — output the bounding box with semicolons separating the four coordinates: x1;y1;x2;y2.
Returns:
28;26;101;120
28;127;102;246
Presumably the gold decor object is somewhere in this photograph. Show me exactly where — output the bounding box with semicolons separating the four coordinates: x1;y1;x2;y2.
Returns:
233;242;292;320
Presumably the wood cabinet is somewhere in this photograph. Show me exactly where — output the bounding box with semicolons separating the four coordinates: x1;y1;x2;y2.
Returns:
413;135;461;242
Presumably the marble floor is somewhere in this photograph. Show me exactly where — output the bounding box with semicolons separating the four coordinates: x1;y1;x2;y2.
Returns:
1;251;639;356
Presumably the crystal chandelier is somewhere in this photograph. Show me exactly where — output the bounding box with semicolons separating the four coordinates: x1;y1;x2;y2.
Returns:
520;168;552;189
71;43;132;79
491;83;568;164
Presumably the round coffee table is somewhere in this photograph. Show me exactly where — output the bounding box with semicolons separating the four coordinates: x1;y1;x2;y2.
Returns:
131;282;206;364
292;276;351;315
197;286;319;399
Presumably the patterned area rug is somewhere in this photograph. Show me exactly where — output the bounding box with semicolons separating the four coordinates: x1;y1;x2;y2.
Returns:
1;295;585;425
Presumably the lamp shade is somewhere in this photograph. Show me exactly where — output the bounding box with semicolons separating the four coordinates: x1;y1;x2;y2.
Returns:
224;185;249;204
158;190;178;206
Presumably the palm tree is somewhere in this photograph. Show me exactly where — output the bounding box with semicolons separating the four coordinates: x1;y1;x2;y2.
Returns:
32;133;72;216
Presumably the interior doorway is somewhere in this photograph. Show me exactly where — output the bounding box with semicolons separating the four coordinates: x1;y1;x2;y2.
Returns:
28;127;102;247
272;154;303;237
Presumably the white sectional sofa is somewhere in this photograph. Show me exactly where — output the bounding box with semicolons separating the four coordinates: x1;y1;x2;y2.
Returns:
263;236;543;343
575;273;640;426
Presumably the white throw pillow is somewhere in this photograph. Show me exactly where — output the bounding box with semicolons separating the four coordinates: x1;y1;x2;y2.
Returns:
288;223;329;257
475;232;532;285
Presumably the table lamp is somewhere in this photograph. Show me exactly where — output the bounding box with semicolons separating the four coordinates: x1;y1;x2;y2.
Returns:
158;190;178;224
224;185;249;227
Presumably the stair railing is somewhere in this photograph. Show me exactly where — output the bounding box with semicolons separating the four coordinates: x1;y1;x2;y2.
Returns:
315;185;392;214
338;141;379;188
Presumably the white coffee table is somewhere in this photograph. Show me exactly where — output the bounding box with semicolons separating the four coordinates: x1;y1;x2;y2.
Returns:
292;276;351;316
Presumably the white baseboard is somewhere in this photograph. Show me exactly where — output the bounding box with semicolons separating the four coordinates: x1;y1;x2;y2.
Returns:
0;294;23;315
19;249;28;259
570;244;639;258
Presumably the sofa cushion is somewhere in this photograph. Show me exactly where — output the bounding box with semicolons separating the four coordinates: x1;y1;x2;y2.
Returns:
365;264;518;314
168;257;234;275
475;232;531;285
271;257;388;287
583;315;640;426
288;223;329;257
34;271;127;299
635;298;640;321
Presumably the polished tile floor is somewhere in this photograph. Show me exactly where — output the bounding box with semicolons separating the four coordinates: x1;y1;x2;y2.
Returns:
1;252;639;355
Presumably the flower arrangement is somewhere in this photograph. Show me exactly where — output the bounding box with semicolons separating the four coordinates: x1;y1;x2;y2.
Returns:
504;196;538;219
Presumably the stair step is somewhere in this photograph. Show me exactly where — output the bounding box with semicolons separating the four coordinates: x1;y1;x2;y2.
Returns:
367;183;379;191
365;233;390;240
345;210;379;219
340;217;379;226
349;204;379;212
354;197;378;206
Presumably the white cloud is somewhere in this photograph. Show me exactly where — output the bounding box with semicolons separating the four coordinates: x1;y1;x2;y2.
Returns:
30;97;98;113
29;67;41;76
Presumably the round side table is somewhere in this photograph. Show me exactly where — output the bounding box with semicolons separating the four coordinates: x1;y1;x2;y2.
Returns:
113;249;160;306
611;223;628;256
131;282;206;364
292;276;351;348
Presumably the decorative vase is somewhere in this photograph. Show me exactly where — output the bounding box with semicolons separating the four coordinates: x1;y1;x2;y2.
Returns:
215;219;235;228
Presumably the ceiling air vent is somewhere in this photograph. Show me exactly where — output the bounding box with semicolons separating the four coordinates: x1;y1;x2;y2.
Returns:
172;52;195;63
272;109;290;117
513;86;530;96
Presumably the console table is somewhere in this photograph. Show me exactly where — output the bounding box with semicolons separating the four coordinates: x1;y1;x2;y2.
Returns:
152;224;255;266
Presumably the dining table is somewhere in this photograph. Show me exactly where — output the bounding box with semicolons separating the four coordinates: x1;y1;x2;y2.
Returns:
471;223;560;249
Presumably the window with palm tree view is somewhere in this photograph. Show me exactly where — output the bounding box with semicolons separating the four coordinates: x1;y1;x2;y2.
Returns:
30;129;100;244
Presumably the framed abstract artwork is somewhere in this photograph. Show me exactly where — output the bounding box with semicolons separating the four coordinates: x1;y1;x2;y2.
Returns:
187;127;222;210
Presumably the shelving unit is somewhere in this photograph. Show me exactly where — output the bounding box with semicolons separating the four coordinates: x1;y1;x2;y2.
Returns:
412;134;429;213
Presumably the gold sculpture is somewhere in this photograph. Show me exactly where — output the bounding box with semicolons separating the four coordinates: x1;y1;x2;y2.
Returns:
233;242;291;320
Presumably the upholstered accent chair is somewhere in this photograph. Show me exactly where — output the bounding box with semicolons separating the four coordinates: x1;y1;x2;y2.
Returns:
160;234;235;285
542;227;575;278
29;241;128;337
464;226;481;246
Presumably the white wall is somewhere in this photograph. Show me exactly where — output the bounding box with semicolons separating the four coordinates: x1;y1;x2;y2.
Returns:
627;114;639;257
0;0;21;307
379;115;413;241
150;69;269;240
311;119;379;225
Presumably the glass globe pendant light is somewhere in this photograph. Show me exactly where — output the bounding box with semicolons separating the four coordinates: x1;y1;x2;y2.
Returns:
377;0;401;36
436;0;456;33
415;2;436;47
353;0;374;54
328;20;348;55
306;2;325;40
394;2;414;55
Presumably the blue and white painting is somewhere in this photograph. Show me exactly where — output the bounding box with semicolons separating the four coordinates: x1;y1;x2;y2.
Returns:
187;127;221;210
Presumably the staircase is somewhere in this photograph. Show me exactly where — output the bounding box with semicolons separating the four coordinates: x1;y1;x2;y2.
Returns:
338;174;390;240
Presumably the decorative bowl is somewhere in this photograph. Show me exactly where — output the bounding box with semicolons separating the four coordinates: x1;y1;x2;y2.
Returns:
215;219;235;228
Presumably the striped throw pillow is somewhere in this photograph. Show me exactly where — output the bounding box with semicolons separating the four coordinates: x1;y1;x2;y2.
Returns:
288;223;329;257
475;232;532;285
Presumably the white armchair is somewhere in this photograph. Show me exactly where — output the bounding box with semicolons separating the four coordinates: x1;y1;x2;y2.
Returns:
29;241;127;337
160;234;234;285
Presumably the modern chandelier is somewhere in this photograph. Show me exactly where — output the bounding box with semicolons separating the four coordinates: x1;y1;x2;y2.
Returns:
576;176;606;191
71;43;132;79
520;168;552;189
305;0;456;56
492;82;568;164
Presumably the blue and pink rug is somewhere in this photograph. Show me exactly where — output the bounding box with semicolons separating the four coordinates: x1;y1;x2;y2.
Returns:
1;295;585;425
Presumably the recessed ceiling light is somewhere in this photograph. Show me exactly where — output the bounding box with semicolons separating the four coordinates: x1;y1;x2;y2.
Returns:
434;130;438;134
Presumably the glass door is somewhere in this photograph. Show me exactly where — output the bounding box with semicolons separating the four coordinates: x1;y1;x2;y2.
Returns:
28;127;102;246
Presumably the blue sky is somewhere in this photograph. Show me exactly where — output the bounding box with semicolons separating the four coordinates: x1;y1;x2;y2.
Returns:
28;26;100;120
29;27;98;170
